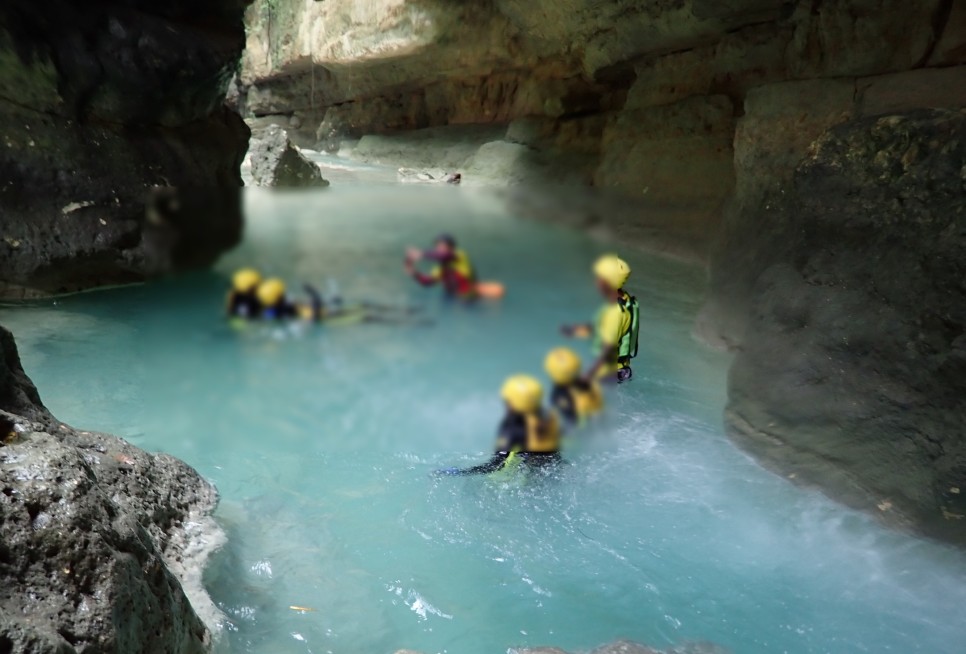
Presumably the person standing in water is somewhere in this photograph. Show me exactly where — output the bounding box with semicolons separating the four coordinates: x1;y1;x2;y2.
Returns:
561;255;640;383
544;347;604;426
437;375;561;476
404;234;478;300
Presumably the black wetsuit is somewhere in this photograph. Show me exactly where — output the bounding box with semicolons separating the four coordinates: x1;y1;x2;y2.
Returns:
227;291;263;319
549;382;580;425
262;286;324;321
456;410;560;475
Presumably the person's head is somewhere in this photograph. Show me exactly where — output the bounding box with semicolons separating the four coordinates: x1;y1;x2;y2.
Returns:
593;254;631;298
256;278;286;307
433;233;457;258
233;268;262;294
500;374;543;415
545;347;582;385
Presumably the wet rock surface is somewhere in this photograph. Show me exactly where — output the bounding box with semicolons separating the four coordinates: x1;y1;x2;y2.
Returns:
249;125;329;187
723;109;966;544
0;324;222;652
0;0;252;299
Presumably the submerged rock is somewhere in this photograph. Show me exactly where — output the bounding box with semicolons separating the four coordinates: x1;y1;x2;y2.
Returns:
249;125;330;188
511;640;728;654
0;324;224;652
397;168;461;184
591;642;661;654
722;109;966;544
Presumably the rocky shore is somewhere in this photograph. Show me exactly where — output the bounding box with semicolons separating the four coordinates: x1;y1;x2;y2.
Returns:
0;325;223;652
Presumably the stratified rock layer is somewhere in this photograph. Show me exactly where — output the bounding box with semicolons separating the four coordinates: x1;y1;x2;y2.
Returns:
0;324;222;652
0;0;252;299
724;109;966;543
240;0;965;261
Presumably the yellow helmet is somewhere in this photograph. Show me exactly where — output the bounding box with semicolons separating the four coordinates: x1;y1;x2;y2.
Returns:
233;268;261;293
544;347;581;384
500;374;543;414
593;254;631;290
256;278;286;306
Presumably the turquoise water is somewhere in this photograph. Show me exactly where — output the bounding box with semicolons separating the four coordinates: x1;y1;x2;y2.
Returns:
3;181;966;654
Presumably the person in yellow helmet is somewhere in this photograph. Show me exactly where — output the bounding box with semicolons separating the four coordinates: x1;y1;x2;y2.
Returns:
545;347;604;425
561;254;640;383
404;234;478;300
436;374;561;476
226;268;264;319
255;278;325;321
240;275;428;326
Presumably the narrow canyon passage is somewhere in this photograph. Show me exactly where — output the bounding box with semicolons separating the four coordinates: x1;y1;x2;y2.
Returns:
3;181;964;654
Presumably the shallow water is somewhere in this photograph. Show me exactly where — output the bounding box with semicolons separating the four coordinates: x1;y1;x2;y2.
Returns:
3;179;965;654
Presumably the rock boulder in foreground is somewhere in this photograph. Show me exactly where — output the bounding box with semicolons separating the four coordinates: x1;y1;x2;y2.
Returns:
723;109;966;544
0;325;223;653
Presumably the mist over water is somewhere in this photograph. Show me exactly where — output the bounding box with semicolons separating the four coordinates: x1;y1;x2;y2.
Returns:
3;175;965;654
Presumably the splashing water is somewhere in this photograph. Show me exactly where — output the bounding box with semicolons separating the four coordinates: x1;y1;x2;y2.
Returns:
3;173;965;654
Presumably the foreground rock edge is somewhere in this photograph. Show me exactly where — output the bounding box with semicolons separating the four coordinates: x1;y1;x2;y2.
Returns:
0;324;225;653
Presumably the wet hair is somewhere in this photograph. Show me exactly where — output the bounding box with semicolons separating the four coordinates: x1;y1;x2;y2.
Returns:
435;233;456;248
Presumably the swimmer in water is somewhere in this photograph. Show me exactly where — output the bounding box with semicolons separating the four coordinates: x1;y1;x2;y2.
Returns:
437;375;561;476
404;234;478;300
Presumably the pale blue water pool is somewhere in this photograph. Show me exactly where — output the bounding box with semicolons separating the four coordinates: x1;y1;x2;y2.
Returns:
2;181;965;654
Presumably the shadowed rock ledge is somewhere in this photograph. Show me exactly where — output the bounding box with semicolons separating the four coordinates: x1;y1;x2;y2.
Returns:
0;0;253;299
0;324;224;652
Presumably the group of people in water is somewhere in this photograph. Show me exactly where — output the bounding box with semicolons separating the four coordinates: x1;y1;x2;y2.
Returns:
225;233;640;477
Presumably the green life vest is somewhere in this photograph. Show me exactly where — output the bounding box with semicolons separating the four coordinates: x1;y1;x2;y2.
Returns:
592;291;640;360
619;294;640;359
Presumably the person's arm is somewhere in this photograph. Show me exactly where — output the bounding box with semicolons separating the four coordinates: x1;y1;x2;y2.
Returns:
552;386;577;424
435;414;525;476
582;305;621;381
404;248;441;286
560;324;593;338
583;344;617;382
442;452;511;476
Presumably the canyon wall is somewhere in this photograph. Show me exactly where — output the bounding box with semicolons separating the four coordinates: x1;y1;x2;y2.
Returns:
239;0;965;259
241;0;966;542
0;0;252;299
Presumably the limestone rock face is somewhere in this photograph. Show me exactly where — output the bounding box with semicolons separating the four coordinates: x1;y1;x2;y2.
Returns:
249;126;329;187
241;0;964;262
723;109;966;544
0;324;223;652
0;0;252;299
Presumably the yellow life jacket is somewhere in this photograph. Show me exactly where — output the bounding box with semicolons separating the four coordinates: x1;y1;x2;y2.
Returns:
572;382;604;419
452;249;475;281
524;412;561;454
431;249;476;282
